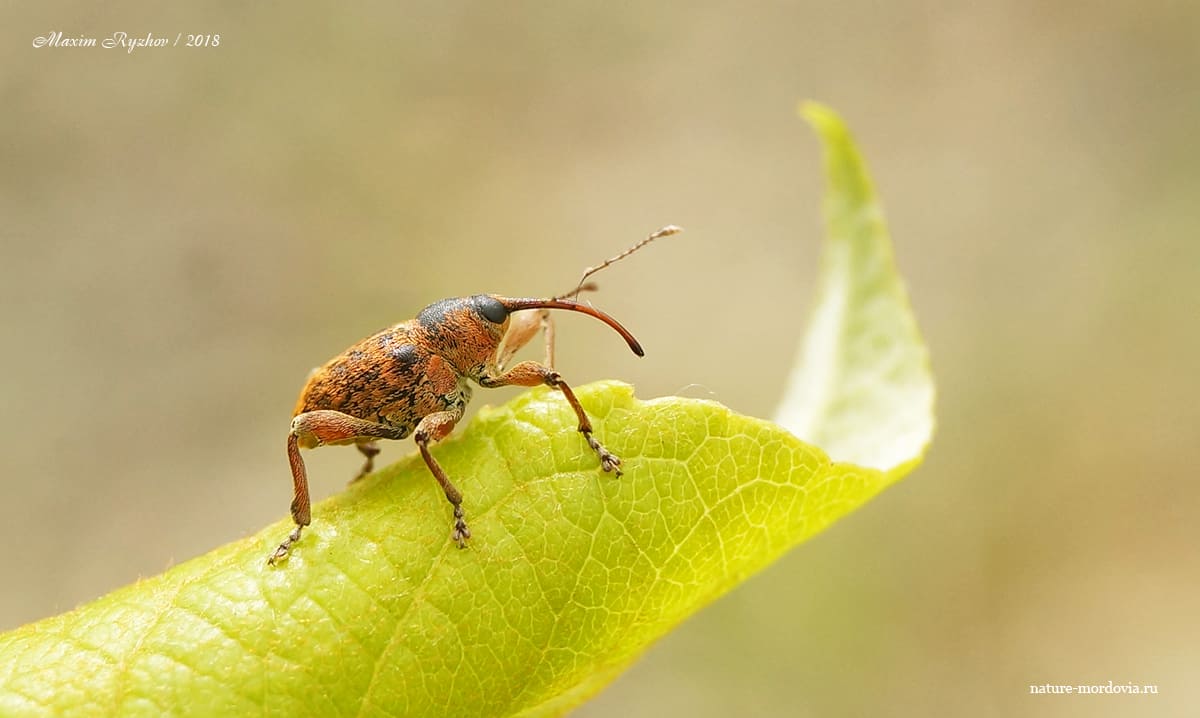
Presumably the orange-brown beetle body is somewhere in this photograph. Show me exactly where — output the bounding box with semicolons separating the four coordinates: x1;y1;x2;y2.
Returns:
270;293;644;564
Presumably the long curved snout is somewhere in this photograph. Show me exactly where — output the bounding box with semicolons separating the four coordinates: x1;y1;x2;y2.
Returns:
498;297;644;357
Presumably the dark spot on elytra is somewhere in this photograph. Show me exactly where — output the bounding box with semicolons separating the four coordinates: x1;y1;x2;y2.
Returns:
390;343;419;367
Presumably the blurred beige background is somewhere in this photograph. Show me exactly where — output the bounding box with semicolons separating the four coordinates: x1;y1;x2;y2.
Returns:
2;2;1197;716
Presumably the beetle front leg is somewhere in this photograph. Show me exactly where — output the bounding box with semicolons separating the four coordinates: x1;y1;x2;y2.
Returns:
496;308;552;372
480;361;623;475
540;312;557;369
412;407;470;547
271;410;405;565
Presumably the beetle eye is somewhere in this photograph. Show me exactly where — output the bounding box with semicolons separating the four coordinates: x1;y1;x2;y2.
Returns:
474;296;509;324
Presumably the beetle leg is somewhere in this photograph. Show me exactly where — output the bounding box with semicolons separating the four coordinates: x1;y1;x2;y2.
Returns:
413;407;470;547
495;309;561;370
270;411;405;565
540;311;557;369
352;440;381;482
495;308;548;372
480;362;622;475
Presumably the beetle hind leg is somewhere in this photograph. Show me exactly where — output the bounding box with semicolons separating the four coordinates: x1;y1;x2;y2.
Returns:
351;440;381;482
269;432;310;565
269;410;405;566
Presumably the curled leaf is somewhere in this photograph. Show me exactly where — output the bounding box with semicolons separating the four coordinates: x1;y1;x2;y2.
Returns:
0;104;934;718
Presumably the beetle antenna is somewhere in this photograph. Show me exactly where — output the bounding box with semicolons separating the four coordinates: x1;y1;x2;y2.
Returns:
552;281;599;301
552;225;683;301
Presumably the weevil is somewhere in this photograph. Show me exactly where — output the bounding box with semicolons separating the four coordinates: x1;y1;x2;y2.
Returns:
269;226;682;564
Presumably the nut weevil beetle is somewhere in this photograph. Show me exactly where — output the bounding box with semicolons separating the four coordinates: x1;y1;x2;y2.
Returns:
269;225;682;564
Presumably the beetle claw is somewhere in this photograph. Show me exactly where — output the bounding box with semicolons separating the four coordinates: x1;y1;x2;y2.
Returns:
584;432;623;476
268;526;303;565
452;506;471;548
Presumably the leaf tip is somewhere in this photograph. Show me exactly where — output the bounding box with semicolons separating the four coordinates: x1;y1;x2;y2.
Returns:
797;100;843;137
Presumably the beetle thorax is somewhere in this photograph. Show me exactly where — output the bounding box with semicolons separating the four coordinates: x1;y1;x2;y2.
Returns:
416;296;509;379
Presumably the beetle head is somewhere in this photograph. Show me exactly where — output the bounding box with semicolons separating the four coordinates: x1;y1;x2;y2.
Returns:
416;294;642;378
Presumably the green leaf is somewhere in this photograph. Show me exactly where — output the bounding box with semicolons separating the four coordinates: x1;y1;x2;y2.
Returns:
775;102;935;470
0;104;934;717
